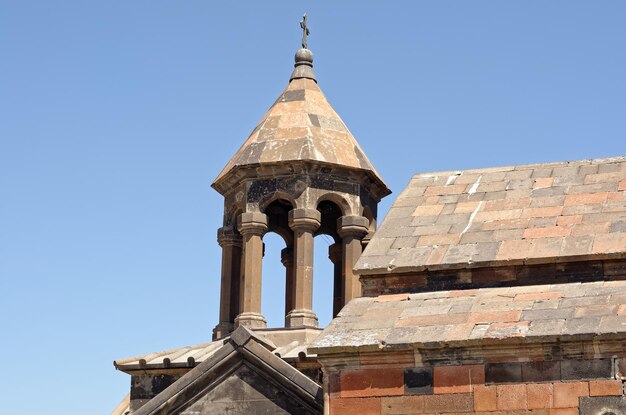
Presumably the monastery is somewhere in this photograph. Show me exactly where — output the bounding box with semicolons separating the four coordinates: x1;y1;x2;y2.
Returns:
111;23;626;415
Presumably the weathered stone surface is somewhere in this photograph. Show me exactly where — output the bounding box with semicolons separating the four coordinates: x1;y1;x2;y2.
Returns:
357;157;626;275
310;281;626;354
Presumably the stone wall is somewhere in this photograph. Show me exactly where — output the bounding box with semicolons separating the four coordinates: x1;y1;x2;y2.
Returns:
325;357;626;414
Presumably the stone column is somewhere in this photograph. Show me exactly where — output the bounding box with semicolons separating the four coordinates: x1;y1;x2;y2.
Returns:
212;226;243;340
337;216;369;304
286;208;321;328
328;243;343;318
235;212;268;329
281;246;294;324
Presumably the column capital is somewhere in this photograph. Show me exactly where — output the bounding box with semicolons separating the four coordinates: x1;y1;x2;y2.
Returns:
237;212;268;236
288;208;321;232
280;247;294;267
217;226;243;247
337;215;369;239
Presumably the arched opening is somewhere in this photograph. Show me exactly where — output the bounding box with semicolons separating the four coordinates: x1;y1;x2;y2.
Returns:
261;232;287;327
313;234;334;327
261;199;294;328
315;201;343;323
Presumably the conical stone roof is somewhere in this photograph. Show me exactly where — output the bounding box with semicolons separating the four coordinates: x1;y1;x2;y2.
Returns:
212;48;388;196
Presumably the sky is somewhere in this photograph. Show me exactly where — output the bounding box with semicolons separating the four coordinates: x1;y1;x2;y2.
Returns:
1;1;625;414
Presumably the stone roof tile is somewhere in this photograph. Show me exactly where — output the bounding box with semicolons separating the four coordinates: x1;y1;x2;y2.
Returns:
309;281;626;354
356;157;626;274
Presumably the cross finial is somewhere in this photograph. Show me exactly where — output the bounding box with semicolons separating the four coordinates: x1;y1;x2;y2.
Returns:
300;13;310;49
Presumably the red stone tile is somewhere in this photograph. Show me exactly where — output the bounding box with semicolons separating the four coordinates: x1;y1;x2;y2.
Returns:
527;383;553;409
455;201;482;213
533;177;554;189
589;380;622;396
523;226;571;239
553;382;589;408
619;180;626;191
413;204;444;216
592;233;626;254
424;184;468;196
330;397;382;415
564;192;608;206
396;313;468;327
521;206;563;218
514;291;562;301
468;310;521;324
496;384;527;410
433;364;484;394
426;245;449;265
375;294;410;302
340;369;404;398
474;384;497;411
484;321;529;338
557;215;583;226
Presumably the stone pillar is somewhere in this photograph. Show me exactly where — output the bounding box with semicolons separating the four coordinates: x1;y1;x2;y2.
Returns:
213;226;243;340
286;208;321;328
337;216;369;304
328;243;343;318
281;246;294;324
235;212;268;329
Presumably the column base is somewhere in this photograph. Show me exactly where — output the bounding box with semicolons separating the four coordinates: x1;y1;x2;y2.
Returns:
286;309;318;328
234;312;267;329
212;322;234;341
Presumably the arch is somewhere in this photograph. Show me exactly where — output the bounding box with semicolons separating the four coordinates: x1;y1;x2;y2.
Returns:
225;205;243;227
262;199;294;246
258;191;298;214
316;200;342;242
315;192;352;216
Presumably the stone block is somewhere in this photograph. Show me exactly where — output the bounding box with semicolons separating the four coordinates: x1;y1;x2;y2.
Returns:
579;396;626;414
404;367;433;395
474;384;497;411
561;359;612;380
553;381;589;408
340;368;404;398
496;384;527;410
589;380;622;396
485;363;522;384
433;364;484;394
330;397;382;415
381;396;424;414
521;361;561;382
422;393;473;413
527;383;553;409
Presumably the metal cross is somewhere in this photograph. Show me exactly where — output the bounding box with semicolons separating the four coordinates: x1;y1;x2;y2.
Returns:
300;13;310;49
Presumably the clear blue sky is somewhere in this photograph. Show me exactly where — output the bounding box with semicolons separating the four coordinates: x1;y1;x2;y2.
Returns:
1;1;625;414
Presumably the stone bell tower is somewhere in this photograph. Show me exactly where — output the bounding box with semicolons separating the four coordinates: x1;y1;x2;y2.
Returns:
211;39;390;340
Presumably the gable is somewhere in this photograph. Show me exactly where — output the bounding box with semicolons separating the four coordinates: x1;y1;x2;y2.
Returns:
180;363;317;415
131;327;322;415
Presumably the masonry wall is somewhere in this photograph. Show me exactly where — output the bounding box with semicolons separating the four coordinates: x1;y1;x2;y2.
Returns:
326;357;626;415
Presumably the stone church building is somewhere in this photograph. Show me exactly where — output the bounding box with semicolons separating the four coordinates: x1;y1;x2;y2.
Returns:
111;38;626;415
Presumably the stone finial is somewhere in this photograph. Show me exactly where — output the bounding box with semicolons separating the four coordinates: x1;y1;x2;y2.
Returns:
290;48;316;82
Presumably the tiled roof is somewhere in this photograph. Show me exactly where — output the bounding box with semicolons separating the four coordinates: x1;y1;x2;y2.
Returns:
309;281;626;354
212;76;387;193
114;329;318;372
356;157;626;274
